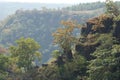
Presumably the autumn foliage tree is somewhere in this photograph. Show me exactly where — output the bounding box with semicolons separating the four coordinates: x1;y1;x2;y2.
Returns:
52;20;81;60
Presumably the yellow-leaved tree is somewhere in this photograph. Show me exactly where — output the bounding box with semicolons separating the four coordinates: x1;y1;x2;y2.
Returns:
52;20;81;60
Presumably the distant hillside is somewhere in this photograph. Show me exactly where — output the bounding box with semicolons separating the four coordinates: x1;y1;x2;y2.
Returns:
63;1;120;11
0;2;71;20
1;1;120;21
63;2;105;11
0;2;109;21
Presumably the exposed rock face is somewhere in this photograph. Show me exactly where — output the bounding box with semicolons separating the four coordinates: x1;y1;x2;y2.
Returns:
75;43;100;60
81;15;113;36
81;22;93;35
54;14;120;63
113;21;120;41
55;50;73;66
55;56;65;66
101;16;113;33
76;14;116;60
64;49;73;60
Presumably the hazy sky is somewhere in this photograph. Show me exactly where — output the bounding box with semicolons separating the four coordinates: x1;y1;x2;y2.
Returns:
0;0;120;4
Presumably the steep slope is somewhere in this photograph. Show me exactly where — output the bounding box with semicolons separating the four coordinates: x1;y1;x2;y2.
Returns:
0;1;120;80
26;13;120;80
0;9;103;62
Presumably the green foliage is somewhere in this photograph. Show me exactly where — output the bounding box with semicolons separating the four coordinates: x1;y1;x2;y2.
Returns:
113;14;120;21
88;35;120;80
9;37;41;72
33;54;87;80
0;2;120;80
97;34;114;49
0;54;9;80
33;64;60;80
105;0;119;16
52;50;61;58
63;2;105;11
60;55;87;80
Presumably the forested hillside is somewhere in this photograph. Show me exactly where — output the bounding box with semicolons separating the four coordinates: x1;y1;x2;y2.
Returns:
63;2;105;11
0;4;104;62
0;2;71;20
1;1;120;20
0;0;120;80
1;1;120;63
63;1;120;11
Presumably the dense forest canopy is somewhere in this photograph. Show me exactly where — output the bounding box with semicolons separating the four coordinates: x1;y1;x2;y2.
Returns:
0;0;120;80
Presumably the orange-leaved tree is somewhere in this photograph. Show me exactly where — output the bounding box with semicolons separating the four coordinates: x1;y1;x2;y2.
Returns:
52;20;81;60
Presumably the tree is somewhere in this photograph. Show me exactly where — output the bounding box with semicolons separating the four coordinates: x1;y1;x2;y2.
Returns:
61;55;87;80
52;20;81;60
0;54;9;80
87;35;120;80
9;37;41;72
105;0;119;16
